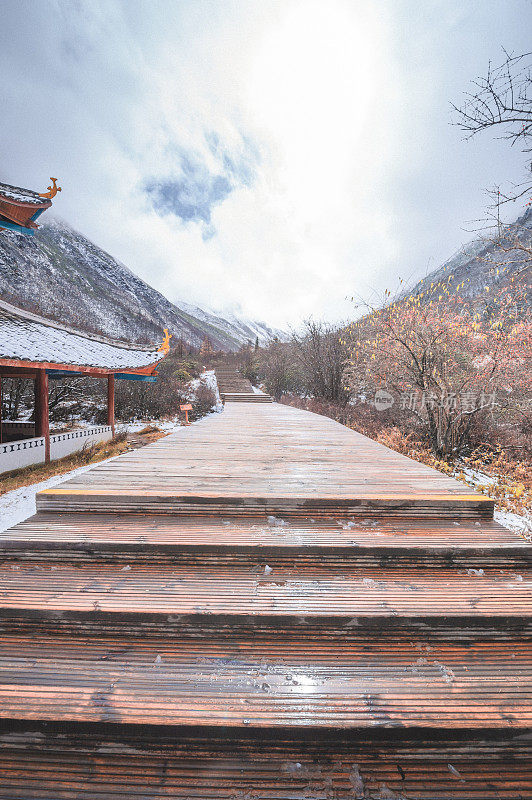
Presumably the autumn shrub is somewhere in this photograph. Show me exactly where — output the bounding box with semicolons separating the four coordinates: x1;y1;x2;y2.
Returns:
343;281;531;458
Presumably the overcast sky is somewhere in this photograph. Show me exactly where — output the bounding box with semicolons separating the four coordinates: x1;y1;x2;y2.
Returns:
1;1;530;327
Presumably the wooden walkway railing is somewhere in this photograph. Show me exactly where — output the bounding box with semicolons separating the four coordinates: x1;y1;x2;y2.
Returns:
0;401;530;797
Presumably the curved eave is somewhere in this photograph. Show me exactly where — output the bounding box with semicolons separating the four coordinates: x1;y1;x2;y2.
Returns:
0;196;52;234
0;197;52;210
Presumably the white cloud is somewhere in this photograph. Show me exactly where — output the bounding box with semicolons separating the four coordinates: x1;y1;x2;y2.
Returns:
1;0;530;327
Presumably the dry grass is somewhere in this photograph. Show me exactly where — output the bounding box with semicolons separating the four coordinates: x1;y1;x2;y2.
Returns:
374;427;531;522
137;424;161;435
0;428;165;497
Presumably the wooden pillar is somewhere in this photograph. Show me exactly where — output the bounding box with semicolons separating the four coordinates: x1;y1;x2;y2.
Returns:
0;376;2;444
34;369;50;463
107;374;115;437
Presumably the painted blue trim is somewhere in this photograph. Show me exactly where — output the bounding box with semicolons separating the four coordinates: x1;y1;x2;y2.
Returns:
46;369;156;382
0;220;34;235
31;208;46;222
115;373;157;382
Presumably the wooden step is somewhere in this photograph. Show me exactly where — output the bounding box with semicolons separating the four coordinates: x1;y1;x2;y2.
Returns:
36;488;493;517
214;367;255;397
0;559;529;625
34;405;495;518
0;630;528;730
222;393;273;402
1;513;529;568
1;727;529;799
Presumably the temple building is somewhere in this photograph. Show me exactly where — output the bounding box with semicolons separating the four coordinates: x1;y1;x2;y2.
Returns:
0;299;167;473
0;177;60;235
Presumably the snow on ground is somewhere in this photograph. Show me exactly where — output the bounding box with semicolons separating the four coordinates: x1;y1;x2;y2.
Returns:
455;464;532;539
203;369;223;410
116;419;181;434
188;369;223;411
494;509;532;540
459;466;497;488
0;456;121;533
251;384;266;395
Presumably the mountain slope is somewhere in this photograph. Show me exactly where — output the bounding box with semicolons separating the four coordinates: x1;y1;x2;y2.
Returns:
407;207;531;313
0;217;282;350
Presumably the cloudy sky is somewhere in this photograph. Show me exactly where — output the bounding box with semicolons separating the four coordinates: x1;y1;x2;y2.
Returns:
1;1;530;327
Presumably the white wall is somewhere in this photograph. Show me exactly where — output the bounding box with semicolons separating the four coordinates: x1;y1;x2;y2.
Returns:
0;436;46;472
50;425;112;460
0;425;113;475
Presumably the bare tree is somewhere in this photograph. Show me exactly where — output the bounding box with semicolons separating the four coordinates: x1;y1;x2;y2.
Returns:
259;339;301;400
291;320;348;405
453;50;532;222
1;378;32;420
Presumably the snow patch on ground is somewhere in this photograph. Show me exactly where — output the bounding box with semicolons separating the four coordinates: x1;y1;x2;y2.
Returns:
116;419;181;434
0;457;120;533
494;509;532;540
455;463;531;539
203;369;223;411
459;466;497;488
188;369;223;411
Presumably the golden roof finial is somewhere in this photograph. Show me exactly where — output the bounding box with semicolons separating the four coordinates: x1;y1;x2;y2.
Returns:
157;328;172;354
39;177;62;199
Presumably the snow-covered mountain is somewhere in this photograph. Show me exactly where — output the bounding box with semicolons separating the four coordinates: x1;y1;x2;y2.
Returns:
407;207;531;311
0;217;284;350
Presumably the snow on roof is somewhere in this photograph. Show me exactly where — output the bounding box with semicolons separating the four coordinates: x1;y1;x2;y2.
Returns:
0;182;49;206
0;300;161;371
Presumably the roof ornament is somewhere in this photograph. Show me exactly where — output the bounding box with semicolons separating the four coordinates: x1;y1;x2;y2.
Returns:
157;328;172;355
39;177;62;199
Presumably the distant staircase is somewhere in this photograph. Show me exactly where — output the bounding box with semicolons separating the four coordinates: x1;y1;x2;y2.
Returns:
215;364;273;402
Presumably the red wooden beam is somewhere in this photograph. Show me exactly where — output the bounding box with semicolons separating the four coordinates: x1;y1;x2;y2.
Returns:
0;359;111;376
107;374;115;437
0;358;157;377
34;369;50;463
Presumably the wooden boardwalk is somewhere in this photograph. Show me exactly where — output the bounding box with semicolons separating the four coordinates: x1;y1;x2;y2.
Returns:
0;400;530;797
37;404;493;516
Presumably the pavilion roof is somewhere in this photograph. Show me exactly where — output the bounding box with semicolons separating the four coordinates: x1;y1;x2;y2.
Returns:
0;182;49;206
0;300;162;373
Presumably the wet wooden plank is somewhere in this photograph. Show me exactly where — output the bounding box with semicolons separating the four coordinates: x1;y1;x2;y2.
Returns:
2;513;526;562
0;561;529;622
36;404;493;517
0;632;528;729
1;728;529;799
